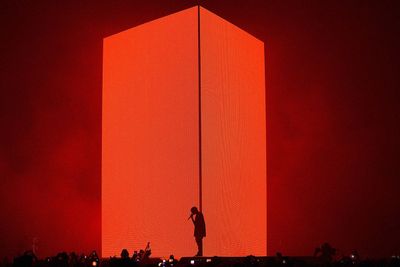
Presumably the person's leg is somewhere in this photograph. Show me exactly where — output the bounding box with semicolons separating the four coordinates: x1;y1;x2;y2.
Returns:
195;236;203;256
199;237;203;256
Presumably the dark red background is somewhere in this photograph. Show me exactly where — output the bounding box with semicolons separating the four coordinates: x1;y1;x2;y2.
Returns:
1;0;399;259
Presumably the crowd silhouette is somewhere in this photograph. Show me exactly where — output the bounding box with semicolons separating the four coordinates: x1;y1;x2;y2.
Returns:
3;242;400;267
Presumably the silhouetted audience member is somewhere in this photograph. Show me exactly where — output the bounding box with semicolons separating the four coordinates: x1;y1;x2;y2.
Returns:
120;249;129;259
68;252;78;267
275;252;286;266
314;242;336;263
142;242;151;261
244;255;259;266
138;250;144;261
87;251;99;267
119;249;132;267
132;251;138;262
13;250;37;267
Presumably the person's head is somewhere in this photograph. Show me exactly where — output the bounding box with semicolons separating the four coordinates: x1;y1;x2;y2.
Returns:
191;206;199;214
120;249;129;259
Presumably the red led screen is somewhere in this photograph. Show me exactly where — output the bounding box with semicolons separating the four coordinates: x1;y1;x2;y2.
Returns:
102;6;266;258
102;7;200;257
200;7;267;256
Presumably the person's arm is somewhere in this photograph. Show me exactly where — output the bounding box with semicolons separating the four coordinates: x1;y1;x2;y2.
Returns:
190;214;195;224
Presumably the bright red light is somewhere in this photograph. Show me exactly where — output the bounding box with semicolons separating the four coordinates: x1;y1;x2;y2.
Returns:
102;6;266;257
200;7;266;256
102;6;199;258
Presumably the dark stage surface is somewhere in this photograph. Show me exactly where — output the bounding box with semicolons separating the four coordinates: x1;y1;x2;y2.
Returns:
1;0;400;259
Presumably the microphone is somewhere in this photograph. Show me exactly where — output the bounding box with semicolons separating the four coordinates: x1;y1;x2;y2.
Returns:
187;213;193;220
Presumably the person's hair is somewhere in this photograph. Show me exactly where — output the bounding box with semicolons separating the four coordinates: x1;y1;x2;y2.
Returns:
191;206;198;214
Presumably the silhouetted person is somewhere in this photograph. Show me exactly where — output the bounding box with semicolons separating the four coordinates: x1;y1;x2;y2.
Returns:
120;249;129;259
314;242;336;263
69;252;79;267
132;251;138;261
138;250;145;261
120;249;130;267
189;206;206;256
88;251;99;267
142;242;152;260
13;250;37;267
275;252;284;266
350;250;360;264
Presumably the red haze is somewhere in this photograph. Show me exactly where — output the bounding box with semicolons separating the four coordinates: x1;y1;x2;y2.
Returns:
0;0;399;259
